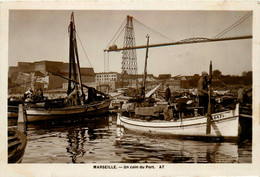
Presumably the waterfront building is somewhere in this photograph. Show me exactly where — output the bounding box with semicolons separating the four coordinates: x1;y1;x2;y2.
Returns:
95;72;120;92
8;60;95;93
95;72;158;92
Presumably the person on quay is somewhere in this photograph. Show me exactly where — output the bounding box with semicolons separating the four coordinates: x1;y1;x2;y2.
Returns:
165;84;171;103
198;71;209;115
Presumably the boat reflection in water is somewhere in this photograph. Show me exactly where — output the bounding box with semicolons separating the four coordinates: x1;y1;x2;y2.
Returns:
66;117;110;163
116;123;240;163
66;128;87;163
22;114;251;163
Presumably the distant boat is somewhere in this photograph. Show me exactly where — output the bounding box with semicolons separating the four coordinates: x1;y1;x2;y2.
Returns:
117;104;240;141
24;12;111;122
8;128;27;163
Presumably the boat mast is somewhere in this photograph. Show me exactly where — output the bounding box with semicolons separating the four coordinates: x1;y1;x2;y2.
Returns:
68;12;78;96
68;12;85;104
72;13;85;103
142;34;149;99
206;60;212;134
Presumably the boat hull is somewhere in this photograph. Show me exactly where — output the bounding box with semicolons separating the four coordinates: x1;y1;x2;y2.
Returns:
8;111;18;119
117;104;239;140
8;106;18;119
8;128;27;163
239;106;252;139
25;100;110;122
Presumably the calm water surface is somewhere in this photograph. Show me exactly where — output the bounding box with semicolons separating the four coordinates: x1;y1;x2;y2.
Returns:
15;114;251;163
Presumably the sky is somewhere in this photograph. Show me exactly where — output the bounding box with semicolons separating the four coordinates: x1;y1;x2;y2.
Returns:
9;10;252;77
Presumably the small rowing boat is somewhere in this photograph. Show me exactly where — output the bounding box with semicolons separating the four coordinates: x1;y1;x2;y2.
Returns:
8;128;27;163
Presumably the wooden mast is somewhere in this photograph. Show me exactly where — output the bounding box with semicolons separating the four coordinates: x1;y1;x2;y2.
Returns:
71;12;85;104
206;61;212;134
142;34;149;99
68;12;85;104
68;12;78;95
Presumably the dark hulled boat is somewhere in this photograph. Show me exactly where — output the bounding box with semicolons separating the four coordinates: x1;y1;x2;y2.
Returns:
8;128;27;163
24;12;111;122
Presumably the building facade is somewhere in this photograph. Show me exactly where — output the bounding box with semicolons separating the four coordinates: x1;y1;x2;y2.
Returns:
8;60;95;93
95;72;119;91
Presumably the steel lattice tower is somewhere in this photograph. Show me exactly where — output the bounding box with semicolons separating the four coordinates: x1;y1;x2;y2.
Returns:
122;15;138;74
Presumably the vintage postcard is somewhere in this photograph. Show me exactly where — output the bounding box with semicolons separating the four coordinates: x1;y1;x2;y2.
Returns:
0;1;260;177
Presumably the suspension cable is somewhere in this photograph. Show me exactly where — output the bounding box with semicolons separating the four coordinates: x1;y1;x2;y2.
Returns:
213;11;252;39
133;17;175;42
106;18;126;50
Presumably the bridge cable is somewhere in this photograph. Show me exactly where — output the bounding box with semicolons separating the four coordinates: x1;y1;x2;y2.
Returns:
105;18;126;50
133;17;175;42
213;11;252;39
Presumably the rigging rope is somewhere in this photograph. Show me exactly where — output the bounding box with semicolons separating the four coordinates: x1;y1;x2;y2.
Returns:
213;11;252;39
76;32;93;67
133;17;175;42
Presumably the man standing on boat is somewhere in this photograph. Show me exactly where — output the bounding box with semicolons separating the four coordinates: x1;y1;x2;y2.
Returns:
68;86;80;106
165;84;171;103
198;71;209;115
237;86;245;103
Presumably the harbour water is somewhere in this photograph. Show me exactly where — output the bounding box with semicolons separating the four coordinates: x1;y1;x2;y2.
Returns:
10;114;251;163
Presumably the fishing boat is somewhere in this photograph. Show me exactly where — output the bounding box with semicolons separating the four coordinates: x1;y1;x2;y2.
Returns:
8;128;27;163
117;103;239;140
25;98;110;122
23;12;111;122
117;35;240;141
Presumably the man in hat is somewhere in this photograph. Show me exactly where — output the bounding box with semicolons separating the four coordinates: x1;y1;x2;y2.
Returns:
165;84;171;103
198;71;209;115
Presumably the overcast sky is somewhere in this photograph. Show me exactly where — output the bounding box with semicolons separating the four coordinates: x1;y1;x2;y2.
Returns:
9;10;252;76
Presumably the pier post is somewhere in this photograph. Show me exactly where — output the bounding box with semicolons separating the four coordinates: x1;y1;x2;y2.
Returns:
119;101;123;110
18;104;27;133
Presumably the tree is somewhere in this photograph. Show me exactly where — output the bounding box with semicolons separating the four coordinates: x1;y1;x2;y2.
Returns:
193;74;199;78
244;71;252;85
245;71;252;78
242;71;247;77
213;70;222;78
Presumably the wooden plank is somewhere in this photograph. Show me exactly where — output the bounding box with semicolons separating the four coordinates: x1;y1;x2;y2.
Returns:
8;140;21;148
8;135;18;141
